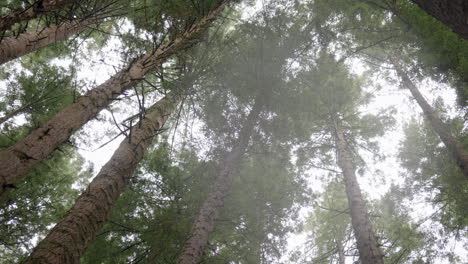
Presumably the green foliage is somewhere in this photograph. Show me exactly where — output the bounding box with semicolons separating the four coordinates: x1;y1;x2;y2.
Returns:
0;149;91;263
396;0;468;107
399;118;468;231
294;181;428;264
0;62;74;129
0;0;466;263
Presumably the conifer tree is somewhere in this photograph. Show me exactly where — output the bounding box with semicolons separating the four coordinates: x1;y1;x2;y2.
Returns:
389;55;468;178
0;0;231;197
0;15;104;65
0;0;80;32
178;97;263;264
332;117;384;264
288;54;393;264
24;80;190;264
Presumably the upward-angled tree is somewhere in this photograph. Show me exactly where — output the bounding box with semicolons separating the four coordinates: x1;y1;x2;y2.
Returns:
289;53;395;264
389;55;468;178
332;116;384;264
0;13;106;65
0;0;232;197
400;116;468;232
176;5;319;260
0;0;80;32
304;0;468;107
178;96;263;264
24;74;192;264
294;180;428;264
0;64;89;261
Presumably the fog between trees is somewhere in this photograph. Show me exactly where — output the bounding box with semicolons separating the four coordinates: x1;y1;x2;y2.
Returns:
0;0;466;263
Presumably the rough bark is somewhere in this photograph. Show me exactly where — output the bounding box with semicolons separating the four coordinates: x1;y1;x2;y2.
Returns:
0;0;231;197
410;0;468;40
334;120;384;264
0;0;79;32
23;89;185;264
390;57;468;179
0;16;102;65
177;100;262;264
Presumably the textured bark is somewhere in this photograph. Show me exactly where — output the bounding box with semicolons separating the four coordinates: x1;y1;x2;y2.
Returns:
390;57;468;179
0;16;101;65
0;0;79;32
177;100;262;264
410;0;468;40
24;90;184;264
0;0;231;197
334;120;384;264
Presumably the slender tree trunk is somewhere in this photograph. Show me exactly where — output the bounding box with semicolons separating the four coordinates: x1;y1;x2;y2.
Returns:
177;100;262;264
333;120;384;264
0;0;231;197
0;16;102;65
0;0;79;32
24;88;186;264
337;241;345;264
410;0;468;40
390;57;468;179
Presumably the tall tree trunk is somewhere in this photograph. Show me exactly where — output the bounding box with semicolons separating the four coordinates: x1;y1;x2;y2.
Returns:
410;0;468;40
333;120;384;264
23;88;186;264
336;241;345;264
0;0;79;32
177;100;262;264
390;57;468;179
0;16;103;65
0;0;231;197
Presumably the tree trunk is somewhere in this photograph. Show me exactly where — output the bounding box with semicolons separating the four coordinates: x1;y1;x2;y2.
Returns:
337;242;345;264
410;0;468;40
0;16;102;65
0;0;231;197
390;56;468;179
333;120;384;264
23;88;186;264
0;0;79;32
177;100;262;264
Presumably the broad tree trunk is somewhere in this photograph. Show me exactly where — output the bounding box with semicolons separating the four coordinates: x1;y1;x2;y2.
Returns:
24;89;185;264
177;100;262;264
0;16;102;65
0;0;230;197
390;57;468;179
333;120;384;264
410;0;468;40
0;0;79;32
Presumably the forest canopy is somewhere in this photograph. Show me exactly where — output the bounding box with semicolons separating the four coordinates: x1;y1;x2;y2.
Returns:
0;0;466;263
